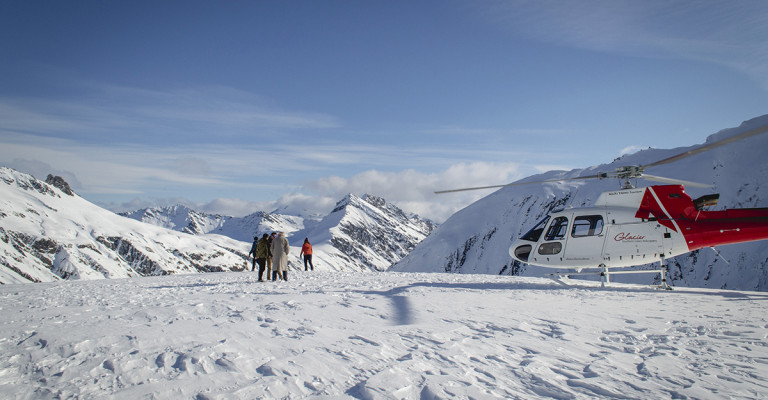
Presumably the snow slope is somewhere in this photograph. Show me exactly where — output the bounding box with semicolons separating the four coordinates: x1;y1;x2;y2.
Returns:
394;115;768;291
0;167;251;283
0;271;766;399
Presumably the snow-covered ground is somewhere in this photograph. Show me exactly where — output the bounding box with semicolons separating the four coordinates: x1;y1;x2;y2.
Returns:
1;271;766;399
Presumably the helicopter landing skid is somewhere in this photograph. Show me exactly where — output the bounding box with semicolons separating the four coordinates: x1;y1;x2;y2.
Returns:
547;263;673;290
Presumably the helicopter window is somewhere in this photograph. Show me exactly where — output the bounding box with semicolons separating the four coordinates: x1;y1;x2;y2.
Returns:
538;242;562;255
520;216;550;242
544;216;569;241
571;215;604;238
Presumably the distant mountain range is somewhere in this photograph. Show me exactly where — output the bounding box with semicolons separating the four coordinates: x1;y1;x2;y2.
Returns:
120;206;306;242
393;114;768;291
0;167;435;283
122;193;436;272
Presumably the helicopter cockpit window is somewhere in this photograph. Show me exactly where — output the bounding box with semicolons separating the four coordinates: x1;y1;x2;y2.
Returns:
520;216;550;242
544;216;569;241
571;215;604;238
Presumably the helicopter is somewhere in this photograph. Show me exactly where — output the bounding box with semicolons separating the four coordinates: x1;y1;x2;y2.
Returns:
436;123;768;288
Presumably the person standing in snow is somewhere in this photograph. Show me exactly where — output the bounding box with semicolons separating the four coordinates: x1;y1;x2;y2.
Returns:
247;236;259;271
255;234;270;281
300;238;314;271
270;231;290;281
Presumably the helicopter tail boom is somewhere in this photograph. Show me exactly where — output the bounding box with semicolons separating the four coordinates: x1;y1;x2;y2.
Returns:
637;185;768;251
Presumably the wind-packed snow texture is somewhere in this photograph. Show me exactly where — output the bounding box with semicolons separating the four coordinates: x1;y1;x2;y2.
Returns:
394;115;768;291
1;271;766;399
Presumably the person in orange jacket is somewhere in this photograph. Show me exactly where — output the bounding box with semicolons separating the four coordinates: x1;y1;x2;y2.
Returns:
299;238;314;271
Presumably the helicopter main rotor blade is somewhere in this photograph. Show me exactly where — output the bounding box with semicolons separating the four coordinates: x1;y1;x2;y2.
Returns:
435;122;767;194
434;174;605;194
641;174;712;188
644;123;768;169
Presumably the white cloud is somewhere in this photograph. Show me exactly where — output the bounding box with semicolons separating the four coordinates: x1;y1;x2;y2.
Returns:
196;198;277;217
272;192;338;217
124;162;533;222
0;137;226;193
619;145;644;156
1;127;557;222
297;162;527;222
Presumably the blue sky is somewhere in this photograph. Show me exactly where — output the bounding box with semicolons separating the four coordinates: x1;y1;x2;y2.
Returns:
1;1;767;222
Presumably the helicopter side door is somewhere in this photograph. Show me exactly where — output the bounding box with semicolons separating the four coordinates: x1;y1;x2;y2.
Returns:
530;215;570;267
561;213;607;268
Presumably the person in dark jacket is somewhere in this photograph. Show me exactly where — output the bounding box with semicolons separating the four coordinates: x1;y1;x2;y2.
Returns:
255;234;270;281
247;236;259;271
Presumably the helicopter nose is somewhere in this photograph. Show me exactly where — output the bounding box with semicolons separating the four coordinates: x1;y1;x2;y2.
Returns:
509;241;532;263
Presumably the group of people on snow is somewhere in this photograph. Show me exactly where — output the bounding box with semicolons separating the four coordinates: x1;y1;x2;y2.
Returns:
248;233;314;281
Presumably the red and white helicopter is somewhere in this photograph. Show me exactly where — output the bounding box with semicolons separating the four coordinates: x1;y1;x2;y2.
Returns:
437;124;768;288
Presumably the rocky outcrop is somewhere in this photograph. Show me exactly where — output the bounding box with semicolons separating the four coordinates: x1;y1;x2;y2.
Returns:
45;174;74;196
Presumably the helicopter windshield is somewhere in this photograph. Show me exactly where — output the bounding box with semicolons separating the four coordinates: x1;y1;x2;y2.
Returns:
520;216;550;242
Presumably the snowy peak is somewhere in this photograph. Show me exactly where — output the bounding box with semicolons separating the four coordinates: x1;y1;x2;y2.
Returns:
300;193;435;271
331;194;429;228
333;193;389;214
327;194;433;234
122;205;232;235
1;167;65;199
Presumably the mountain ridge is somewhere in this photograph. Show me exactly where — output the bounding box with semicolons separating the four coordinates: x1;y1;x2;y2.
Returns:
123;192;436;272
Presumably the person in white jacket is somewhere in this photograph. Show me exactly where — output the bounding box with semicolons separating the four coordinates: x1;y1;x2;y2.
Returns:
270;231;290;281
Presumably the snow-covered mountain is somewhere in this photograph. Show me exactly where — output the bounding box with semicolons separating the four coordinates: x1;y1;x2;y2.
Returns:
290;194;436;271
121;206;305;242
124;194;436;272
394;115;768;291
0;168;252;284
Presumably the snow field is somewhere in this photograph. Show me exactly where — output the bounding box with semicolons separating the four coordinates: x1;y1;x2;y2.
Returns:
0;271;766;399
